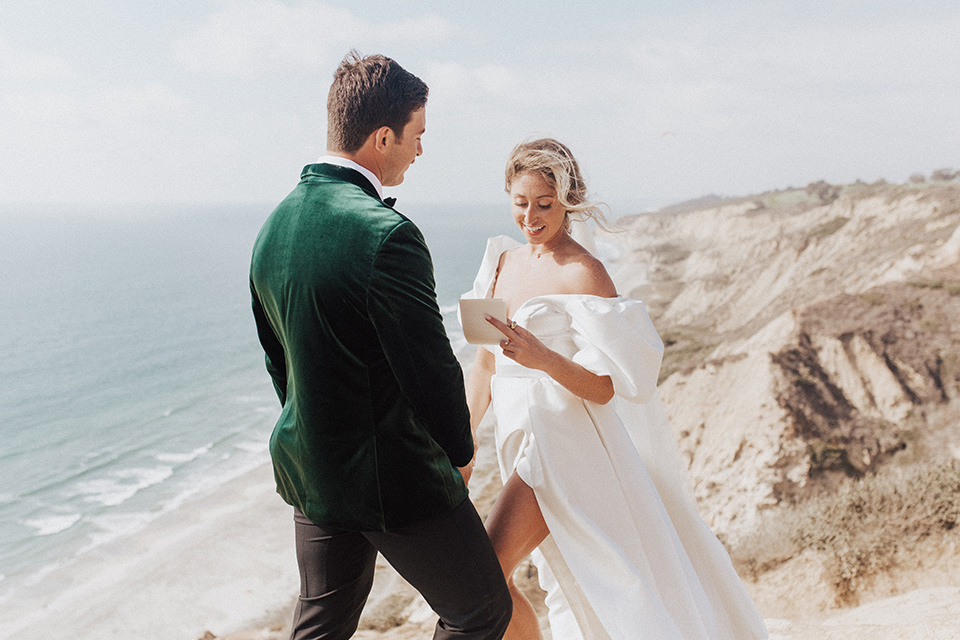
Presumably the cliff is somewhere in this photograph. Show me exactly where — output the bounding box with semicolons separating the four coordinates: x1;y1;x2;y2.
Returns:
607;180;960;541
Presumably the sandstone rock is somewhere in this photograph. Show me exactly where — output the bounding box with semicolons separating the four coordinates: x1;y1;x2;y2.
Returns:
608;182;960;540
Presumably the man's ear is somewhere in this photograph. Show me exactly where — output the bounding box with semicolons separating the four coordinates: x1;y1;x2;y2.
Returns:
373;125;394;154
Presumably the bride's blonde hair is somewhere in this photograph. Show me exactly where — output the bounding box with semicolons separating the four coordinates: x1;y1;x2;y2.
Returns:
504;138;608;230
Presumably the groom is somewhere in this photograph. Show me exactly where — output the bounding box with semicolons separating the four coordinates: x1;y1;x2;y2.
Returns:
249;52;512;639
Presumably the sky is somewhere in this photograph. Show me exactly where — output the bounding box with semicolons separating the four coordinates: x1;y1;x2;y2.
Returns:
1;0;958;212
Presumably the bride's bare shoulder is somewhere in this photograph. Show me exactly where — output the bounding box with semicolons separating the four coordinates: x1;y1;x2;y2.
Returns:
562;250;617;297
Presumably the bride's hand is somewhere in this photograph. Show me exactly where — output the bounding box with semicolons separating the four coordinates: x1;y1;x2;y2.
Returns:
486;314;615;404
486;314;556;372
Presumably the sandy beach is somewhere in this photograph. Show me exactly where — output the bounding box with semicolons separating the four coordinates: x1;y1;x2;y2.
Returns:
0;463;298;640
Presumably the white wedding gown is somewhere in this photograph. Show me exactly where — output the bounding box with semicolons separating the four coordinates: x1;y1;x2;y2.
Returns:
462;236;768;640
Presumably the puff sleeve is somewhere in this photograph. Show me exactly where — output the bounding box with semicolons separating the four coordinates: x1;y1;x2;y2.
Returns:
565;296;664;404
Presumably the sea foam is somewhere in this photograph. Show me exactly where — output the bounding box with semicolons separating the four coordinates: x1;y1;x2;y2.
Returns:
72;466;174;507
155;444;212;464
23;514;82;537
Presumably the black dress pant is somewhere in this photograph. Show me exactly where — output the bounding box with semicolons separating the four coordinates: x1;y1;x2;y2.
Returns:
290;498;512;640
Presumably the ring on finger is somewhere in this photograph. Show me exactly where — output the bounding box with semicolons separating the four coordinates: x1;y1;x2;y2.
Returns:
508;320;518;329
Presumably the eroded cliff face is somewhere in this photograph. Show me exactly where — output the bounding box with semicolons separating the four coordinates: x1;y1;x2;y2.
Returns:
607;182;960;539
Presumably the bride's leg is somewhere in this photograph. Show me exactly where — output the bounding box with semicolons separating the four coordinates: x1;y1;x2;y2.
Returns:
485;472;549;640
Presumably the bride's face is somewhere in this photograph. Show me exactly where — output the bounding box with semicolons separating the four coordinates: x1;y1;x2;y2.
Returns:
510;171;567;245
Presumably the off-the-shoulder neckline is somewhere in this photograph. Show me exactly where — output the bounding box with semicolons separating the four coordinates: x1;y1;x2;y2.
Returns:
506;293;626;318
482;236;622;315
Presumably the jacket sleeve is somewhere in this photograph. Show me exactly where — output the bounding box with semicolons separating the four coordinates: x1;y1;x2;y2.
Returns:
366;220;474;466
250;279;288;406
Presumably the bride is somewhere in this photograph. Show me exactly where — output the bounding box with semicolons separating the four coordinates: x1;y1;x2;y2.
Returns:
461;138;768;639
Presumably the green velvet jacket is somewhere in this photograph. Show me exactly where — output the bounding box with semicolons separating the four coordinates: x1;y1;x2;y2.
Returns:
250;163;472;532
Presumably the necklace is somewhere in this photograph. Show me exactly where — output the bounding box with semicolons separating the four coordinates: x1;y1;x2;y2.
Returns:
533;236;571;259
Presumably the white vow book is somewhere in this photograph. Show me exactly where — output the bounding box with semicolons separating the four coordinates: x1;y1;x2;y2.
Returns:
459;299;507;345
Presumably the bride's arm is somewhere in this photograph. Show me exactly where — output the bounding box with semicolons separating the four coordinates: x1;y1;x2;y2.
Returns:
487;315;615;405
542;348;615;405
466;346;495;434
460;346;496;484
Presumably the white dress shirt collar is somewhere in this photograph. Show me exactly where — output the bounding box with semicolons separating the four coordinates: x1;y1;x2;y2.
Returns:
317;155;383;199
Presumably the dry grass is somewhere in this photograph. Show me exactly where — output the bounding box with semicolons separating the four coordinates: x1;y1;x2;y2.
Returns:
651;242;692;264
730;459;960;604
856;291;886;306
908;280;960;296
808;215;850;240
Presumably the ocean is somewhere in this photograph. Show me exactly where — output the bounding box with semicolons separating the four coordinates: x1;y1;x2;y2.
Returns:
0;201;519;613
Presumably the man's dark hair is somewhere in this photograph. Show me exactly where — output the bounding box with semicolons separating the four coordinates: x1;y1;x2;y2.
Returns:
326;51;429;153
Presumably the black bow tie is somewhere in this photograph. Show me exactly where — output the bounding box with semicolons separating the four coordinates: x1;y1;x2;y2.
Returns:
383;197;397;207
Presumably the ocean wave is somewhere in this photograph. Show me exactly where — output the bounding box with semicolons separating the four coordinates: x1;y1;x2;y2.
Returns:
22;513;82;536
439;302;459;315
158;454;269;513
71;466;173;507
87;510;155;547
155;444;212;464
234;440;266;453
72;456;269;555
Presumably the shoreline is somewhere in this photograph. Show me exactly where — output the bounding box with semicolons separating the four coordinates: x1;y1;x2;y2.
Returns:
2;348;481;640
0;462;298;640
